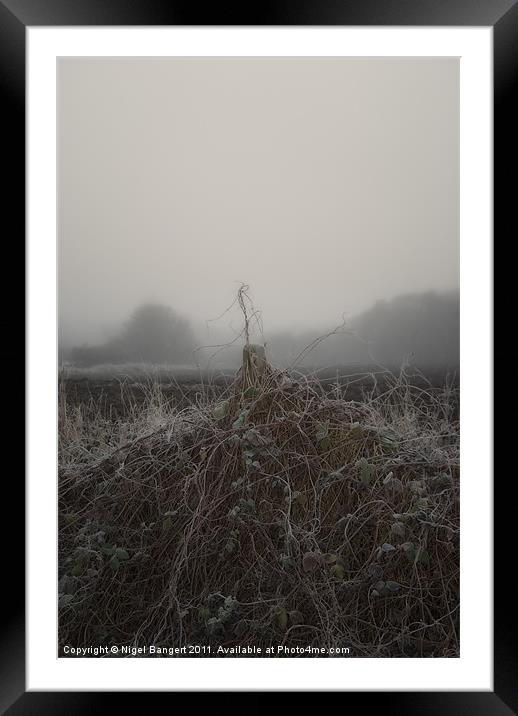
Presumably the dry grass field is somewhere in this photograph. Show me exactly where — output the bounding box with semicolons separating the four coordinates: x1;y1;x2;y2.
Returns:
58;353;459;658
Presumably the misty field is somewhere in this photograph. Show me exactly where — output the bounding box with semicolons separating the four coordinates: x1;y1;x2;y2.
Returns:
58;349;459;659
56;54;462;662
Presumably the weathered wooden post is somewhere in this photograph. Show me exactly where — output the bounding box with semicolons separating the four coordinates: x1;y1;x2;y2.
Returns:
242;343;267;388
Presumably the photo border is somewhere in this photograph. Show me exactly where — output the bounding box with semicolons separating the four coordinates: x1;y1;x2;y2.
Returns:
1;0;506;709
28;24;491;694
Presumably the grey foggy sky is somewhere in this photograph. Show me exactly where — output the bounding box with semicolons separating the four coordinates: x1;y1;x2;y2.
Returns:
58;57;459;346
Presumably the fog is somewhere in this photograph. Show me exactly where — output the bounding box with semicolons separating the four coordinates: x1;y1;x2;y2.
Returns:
58;57;459;365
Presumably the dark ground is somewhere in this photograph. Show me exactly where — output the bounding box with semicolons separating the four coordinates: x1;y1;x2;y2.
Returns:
59;364;459;417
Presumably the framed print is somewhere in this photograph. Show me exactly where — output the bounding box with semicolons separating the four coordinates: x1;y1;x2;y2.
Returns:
1;0;508;709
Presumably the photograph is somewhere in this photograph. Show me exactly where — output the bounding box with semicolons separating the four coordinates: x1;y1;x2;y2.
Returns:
57;55;461;659
0;0;506;700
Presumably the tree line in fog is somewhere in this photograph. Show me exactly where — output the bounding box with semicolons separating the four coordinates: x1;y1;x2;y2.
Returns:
62;290;459;370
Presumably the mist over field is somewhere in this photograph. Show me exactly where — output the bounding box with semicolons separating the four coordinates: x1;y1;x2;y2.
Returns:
58;57;459;372
58;57;460;660
61;289;459;371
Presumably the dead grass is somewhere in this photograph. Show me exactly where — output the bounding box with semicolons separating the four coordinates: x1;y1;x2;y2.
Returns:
58;357;459;658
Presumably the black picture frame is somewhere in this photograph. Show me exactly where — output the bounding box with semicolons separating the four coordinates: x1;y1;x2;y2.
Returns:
3;0;504;710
